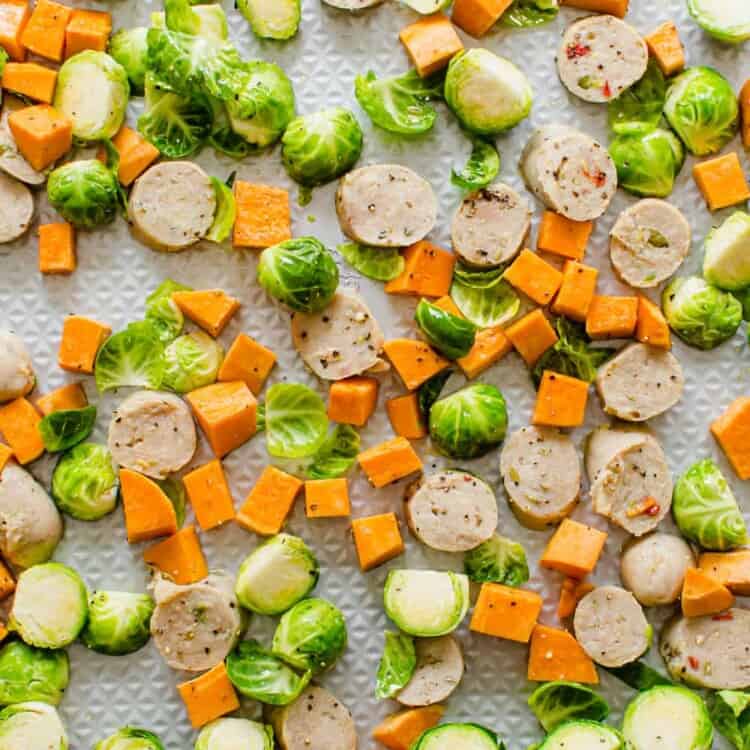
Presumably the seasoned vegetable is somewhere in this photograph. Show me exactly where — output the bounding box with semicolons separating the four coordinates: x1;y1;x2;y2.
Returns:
81;590;155;656
337;242;404;282
417;370;452;421
144;278;190;343
162;331;224;393
688;0;750;44
451;137;501;191
415;299;476;359
501;0;558;28
0;703;68;750
108;27;148;93
708;690;750;750
38;406;97;452
47;159;120;229
604;661;673;691
704;212;750;292
164;0;228;40
95;727;164;750
662;276;742;350
235;534;319;616
464;534;529;586
450;265;520;328
264;383;329;459
206;177;236;243
195;718;274;750
376;631;417;700
673;458;747;551
272;597;347;673
608;59;666;136
429;383;508;459
238;0;300;39
95;321;165;392
413;723;503;750
306;424;360;479
528;681;609;733
52;443;118;521
0;642;69;706
539;721;622;750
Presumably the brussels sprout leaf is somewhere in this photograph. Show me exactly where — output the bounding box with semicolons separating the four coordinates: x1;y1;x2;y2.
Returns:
265;383;329;459
415;299;477;359
528;681;609;732
206;176;236;243
157;477;187;528
375;631;417;700
708;691;750;750
605;661;673;691
145;279;191;343
501;0;558;28
94;321;165;392
39;406;97;453
451;137;500;191
608;59;666;135
417;370;452;421
337;242;405;282
450;264;520;328
306;425;360;480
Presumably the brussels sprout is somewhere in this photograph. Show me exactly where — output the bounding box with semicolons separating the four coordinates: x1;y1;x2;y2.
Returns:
47;159;120;229
81;590;155;655
501;0;558;27
306;424;360;479
162;332;224;393
417;370;452;421
622;686;712;750
450;264;520;328
383;570;469;638
429;383;508;459
145;278;191;343
108;27;149;93
235;534;319;616
0;642;69;706
451;137;501;191
673;458;747;551
540;721;622;750
9;563;88;649
375;631;416;700
54;51;129;140
703;212;750;291
205;177;235;243
464;533;529;586
264;383;329;459
52;443;117;521
412;723;502;750
688;0;750;44
415;299;477;359
604;660;673;691
444;49;532;135
257;237;339;313
38;406;97;453
157;476;187;527
272;598;347;673
208;99;254;159
528;681;609;732
662;276;742;350
226;640;311;706
195;718;274;750
337;242;404;282
238;0;300;40
608;127;685;198
0;702;67;750
282;108;363;187
94;321;166;392
664;67;738;156
354;68;443;136
165;0;228;41
708;690;750;750
95;727;165;750
608;60;666;136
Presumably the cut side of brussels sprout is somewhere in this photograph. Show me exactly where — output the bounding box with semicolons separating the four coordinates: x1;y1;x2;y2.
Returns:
0;702;68;750
415;299;477;360
306;424;360;479
383;570;469;637
688;0;750;43
47;159;121;229
94;726;165;750
337;242;405;282
162;331;224;393
235;534;319;616
375;631;416;700
238;0;300;39
464;534;529;586
108;27;148;93
704;212;750;292
527;682;609;733
145;279;191;344
413;722;502;750
540;720;623;750
94;321;166;392
0;642;69;706
81;590;155;656
264;383;329;459
165;0;228;41
52;443;118;521
196;718;274;750
205;177;236;243
38;406;97;453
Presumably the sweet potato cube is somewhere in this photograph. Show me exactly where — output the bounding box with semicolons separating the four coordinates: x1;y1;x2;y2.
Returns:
741;80;750;150
328;376;378;427
58;315;110;374
383;339;450;391
682;567;734;618
457;326;512;379
233;181;291;249
143;525;208;585
110;126;159;187
711;397;750;480
559;0;627;17
20;0;72;61
693;153;750;211
36;381;87;416
504;249;563;306
38;222;75;274
635;296;670;349
1;62;57;102
505;309;558;367
305;478;350;518
64;8;111;57
551;260;598;322
120;468;178;543
186;381;257;459
8;104;72;171
528;624;598;684
0;398;42;464
0;0;31;60
645;21;685;76
399;14;463;78
540;518;607;578
585;295;638;340
183;459;235;531
533;371;589;427
0;559;15;600
557;577;594;619
470;583;542;643
218;333;276;396
373;707;445;750
351;512;404;571
537;211;593;261
385;241;455;298
236;466;302;536
172;289;240;338
386;393;427;440
178;663;239;729
358;436;422;488
698;550;750;595
451;0;512;37
0;443;13;474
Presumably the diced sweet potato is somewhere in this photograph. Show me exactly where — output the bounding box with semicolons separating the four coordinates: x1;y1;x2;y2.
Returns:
635;296;670;349
383;339;449;391
0;443;13;474
20;0;72;61
358;436;422;488
372;707;445;750
585;295;638;340
682;567;734;618
183;459;235;531
328;377;378;427
177;663;239;729
236;465;302;536
8;104;72;170
693;153;750;211
351;512;405;571
505;309;558;367
451;0;512;37
504;249;563;306
537;212;593;261
64;8;111;57
741;80;750;150
556;577;594;619
143;525;208;585
110;126;159;187
1;62;56;102
233;181;291;249
0;397;43;464
711;397;750;480
386;393;427;440
469;583;542;643
551;261;598;322
533;371;589;427
305;478;350;518
172;289;240;338
645;21;685;76
0;559;15;600
217;333;276;396
699;550;750;596
35;382;86;415
399;13;463;78
540;519;607;578
38;222;75;274
528;624;598;683
0;0;31;60
457;326;512;379
58;315;110;374
559;0;627;17
120;468;178;543
385;241;455;298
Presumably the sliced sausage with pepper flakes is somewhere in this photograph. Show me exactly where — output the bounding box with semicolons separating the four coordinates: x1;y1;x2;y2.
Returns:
0;330;35;403
0;171;33;244
396;635;465;707
584;423;649;486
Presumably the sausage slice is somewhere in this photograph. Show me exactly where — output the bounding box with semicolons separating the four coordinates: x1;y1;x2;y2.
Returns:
0;171;33;244
0;330;35;403
396;635;464;707
584;423;648;485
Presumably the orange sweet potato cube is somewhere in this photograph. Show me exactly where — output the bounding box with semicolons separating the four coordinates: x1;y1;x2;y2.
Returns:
386;393;427;440
585;295;638;340
372;707;445;750
636;296;670;349
236;465;302;536
58;315;111;374
120;468;178;543
383;339;450;391
305;478;351;518
0;443;14;474
64;8;111;57
559;0;627;16
470;583;542;643
505;309;558;367
172;289;240;338
1;62;57;102
0;397;43;464
540;518;608;578
20;0;72;61
504;249;563;306
712;397;750;480
0;559;15;600
528;624;598;683
537;211;593;261
551;261;598;322
328;377;378;427
36;382;87;415
742;80;750;150
0;0;31;60
533;371;589;428
385;241;455;298
645;21;685;76
358;436;422;488
451;0;512;37
351;512;405;571
110;126;159;187
38;222;75;274
457;326;512;379
143;525;208;585
693;153;750;211
399;14;463;78
233;181;291;249
178;663;239;729
183;459;235;531
8;104;72;171
218;333;276;396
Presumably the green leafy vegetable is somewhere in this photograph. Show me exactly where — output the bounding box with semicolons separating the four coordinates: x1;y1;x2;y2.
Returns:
337;242;405;282
375;631;416;700
417;370;452;421
144;278;191;344
688;0;750;44
47;159;121;229
451;137;500;191
265;383;328;459
165;0;228;40
605;661;673;691
0;641;69;706
704;211;750;292
205;177;236;243
450;264;520;328
208;99;255;158
38;406;97;453
162;331;224;393
94;321;165;392
528;681;609;732
238;0;301;40
108;27;148;93
415;299;476;359
464;534;529;586
608;60;666;136
157;476;187;527
306;425;360;480
501;0;558;28
708;691;750;750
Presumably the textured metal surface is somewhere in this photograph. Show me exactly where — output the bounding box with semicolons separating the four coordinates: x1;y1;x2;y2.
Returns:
0;0;749;747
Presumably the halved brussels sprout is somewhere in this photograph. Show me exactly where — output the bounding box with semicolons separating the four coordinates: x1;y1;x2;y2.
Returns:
450;265;520;328
95;727;165;750
704;212;750;292
0;642;69;706
415;299;477;359
47;159;120;229
383;570;469;637
664;67;738;156
145;279;191;344
108;27;149;93
306;424;360;479
9;563;88;649
206;177;235;243
264;383;329;459
54;51;129;140
235;534;319;616
662;276;742;350
540;720;622;750
195;718;274;750
375;631;416;700
688;0;750;43
0;702;68;750
464;534;529;586
337;242;404;282
413;722;502;750
38;406;97;453
272;598;347;673
165;0;228;40
429;383;508;459
81;590;155;655
528;681;609;733
94;321;165;392
162;331;224;393
282;108;363;187
444;49;532;135
708;690;750;750
52;443;118;521
238;0;300;39
451;137;501;191
501;0;558;28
